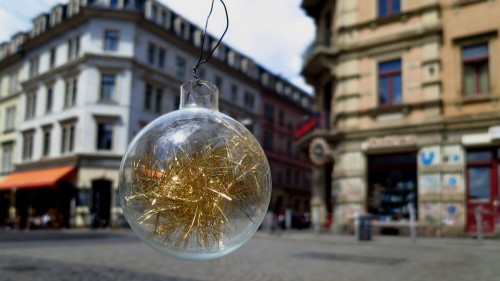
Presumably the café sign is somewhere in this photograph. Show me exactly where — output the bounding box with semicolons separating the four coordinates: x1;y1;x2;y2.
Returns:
363;135;417;150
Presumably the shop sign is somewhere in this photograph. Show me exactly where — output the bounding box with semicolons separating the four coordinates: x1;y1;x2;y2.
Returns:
489;126;500;140
363;135;417;149
309;138;331;165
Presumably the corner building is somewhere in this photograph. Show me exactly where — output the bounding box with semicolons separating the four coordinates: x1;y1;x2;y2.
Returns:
299;0;500;236
0;0;312;229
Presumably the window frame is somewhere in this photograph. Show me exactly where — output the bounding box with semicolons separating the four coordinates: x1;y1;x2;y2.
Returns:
25;92;37;120
378;0;401;18
103;29;120;52
378;59;402;106
64;77;78;108
22;131;34;161
147;42;156;65
99;73;117;102
61;122;76;154
175;56;186;79
42;128;51;157
462;43;490;96
96;122;114;151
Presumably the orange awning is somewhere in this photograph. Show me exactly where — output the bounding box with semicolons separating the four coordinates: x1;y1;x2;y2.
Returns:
0;165;76;190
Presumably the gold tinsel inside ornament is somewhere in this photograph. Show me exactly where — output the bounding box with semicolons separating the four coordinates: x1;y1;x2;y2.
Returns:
120;80;271;260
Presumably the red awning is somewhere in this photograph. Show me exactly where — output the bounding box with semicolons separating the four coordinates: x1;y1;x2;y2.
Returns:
0;166;76;190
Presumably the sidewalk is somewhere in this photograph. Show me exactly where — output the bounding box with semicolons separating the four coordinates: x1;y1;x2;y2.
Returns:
253;229;500;250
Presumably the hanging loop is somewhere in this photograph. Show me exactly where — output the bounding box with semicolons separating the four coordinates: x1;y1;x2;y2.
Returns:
192;0;229;80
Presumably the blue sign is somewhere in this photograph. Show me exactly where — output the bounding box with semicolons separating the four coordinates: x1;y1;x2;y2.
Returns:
420;151;435;166
447;205;457;215
448;176;458;186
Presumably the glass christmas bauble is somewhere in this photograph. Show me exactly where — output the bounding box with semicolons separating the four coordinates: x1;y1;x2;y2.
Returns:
119;80;271;260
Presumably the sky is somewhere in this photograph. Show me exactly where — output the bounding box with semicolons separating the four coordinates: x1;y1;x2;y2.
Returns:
0;0;315;93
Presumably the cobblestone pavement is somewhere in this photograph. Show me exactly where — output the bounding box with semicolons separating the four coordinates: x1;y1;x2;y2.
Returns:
0;229;499;281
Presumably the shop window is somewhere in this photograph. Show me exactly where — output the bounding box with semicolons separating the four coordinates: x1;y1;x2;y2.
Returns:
104;30;119;51
462;44;489;96
378;0;401;17
378;59;402;106
367;153;417;221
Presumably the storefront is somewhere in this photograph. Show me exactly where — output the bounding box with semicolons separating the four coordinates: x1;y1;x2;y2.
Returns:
0;166;77;229
330;128;500;237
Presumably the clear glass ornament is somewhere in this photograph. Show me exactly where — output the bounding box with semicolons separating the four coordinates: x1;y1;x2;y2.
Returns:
119;80;272;260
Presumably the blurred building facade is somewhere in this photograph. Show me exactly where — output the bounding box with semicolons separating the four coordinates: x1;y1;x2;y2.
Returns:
299;0;500;236
0;0;313;229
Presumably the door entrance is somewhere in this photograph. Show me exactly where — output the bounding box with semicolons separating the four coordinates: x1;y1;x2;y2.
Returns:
466;148;499;234
91;179;112;228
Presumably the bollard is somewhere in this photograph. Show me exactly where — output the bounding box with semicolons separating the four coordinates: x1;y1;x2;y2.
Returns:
475;206;483;244
408;203;417;243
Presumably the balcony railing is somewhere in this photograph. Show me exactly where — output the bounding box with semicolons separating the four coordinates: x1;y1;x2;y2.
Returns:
294;111;330;139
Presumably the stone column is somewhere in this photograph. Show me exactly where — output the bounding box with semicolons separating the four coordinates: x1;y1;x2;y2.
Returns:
311;165;327;232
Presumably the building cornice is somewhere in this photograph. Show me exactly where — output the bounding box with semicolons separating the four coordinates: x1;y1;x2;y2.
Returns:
338;3;441;33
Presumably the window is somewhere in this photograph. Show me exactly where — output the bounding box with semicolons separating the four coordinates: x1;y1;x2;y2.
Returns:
67;36;80;61
28;56;39;79
462;44;489;96
378;59;402;106
42;130;51;157
4;106;16;132
25;93;37;120
378;0;401;17
174;95;181;110
46;86;53;113
263;131;273;150
155;88;163;113
151;5;157;21
8;71;18;94
147;43;156;65
244;91;255;109
109;0;119;7
215;76;223;89
264;103;274;121
100;74;116;101
175;57;186;79
197;68;206;80
158;48;165;69
49;47;57;69
96;123;113;150
278;109;284;126
61;123;75;154
230;84;238;102
286;139;292;156
1;143;13;173
161;11;167;27
104;30;119;51
22;132;34;161
64;77;78;108
144;84;153;110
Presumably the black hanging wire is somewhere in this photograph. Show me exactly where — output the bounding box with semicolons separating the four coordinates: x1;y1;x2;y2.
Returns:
192;0;229;80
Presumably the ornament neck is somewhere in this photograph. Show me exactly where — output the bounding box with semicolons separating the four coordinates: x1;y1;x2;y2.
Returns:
180;80;219;111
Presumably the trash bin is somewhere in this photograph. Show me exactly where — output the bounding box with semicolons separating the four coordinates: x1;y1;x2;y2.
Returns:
358;215;372;241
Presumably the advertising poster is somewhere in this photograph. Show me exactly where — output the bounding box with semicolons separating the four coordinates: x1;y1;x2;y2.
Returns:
419;174;441;194
441;203;464;225
420;203;441;224
442;174;463;194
